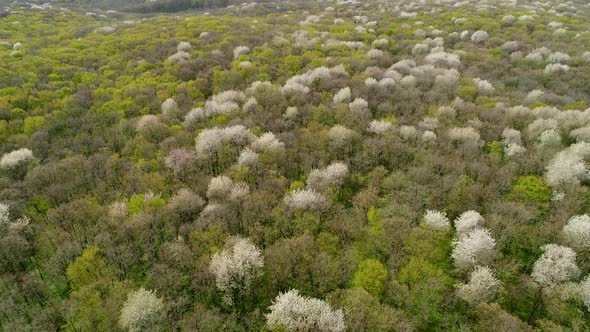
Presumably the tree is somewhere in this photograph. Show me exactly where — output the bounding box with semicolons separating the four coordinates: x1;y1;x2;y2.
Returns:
209;236;263;307
454;210;484;235
351;259;388;298
284;189;329;211
456;266;501;305
562;215;590;251
66;246;114;291
119;288;165;332
531;244;579;288
423;210;450;231
266;289;345;332
451;228;496;271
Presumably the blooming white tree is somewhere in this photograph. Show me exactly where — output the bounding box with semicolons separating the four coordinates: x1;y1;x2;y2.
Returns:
579;275;590;312
161;98;178;115
207;176;235;201
0;148;34;170
471;30;489;43
266;289;345;332
368;120;393;135
195;125;254;158
328;125;355;146
209;237;263;305
501;128;526;157
284;189;328;211
251;132;285;154
457;266;501;305
562;215;590;250
454;210;484;235
423;210;450;231
348;98;369;116
0;203;9;223
119;288;165;332
177;41;191;52
233;45;250;59
238;148;259;167
545;142;590;188
452;228;496;271
306;162;349;190
531;244;580;288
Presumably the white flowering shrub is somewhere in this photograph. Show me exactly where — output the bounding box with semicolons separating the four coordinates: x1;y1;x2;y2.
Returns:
473;78;495;96
329;125;355;146
371;38;388;49
266;289;345;332
167;50;191;62
471;30;489;43
547;52;570;63
455;210;484;235
119;288;165;332
348;98;369;116
544;63;570;74
284;189;328;211
177;41;191;51
399;125;418;141
0;203;9;224
233;45;250;59
284;106;298;119
448;127;483;149
562;215;590;250
531;244;580;288
195;125;254;158
161;98;177;116
0;148;34;170
580;275;590;312
209;237;264;305
207;176;234;201
307;162;349;190
367;49;384;59
457;266;501;305
251;132;285;154
136;115;159;130
368;120;393;135
423;210;450;231
545;142;590;188
452;228;496;271
238;148;259;167
502;128;526;157
333;87;351;104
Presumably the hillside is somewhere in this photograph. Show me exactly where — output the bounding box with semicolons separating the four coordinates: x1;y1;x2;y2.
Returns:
1;0;590;331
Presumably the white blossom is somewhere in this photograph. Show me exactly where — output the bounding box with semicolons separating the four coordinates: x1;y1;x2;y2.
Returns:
0;203;9;224
333;87;352;104
545;142;590;188
195;125;254;158
266;289;345;332
368;120;393;135
307;162;349;190
238;148;259;167
423;210;450;231
457;266;501;305
161;98;177;115
233;45;250;59
0;148;34;170
452;228;496;271
209;237;263;305
532;244;580;288
579;275;590;312
284;189;328;211
348;98;369;116
562;215;590;251
455;210;484;235
177;41;191;52
119;288;165;332
471;30;489;43
251;132;285;154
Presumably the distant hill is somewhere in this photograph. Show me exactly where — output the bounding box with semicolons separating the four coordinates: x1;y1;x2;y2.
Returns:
1;0;239;12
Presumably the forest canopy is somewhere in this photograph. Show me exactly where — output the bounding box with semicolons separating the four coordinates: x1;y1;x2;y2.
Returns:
1;0;590;331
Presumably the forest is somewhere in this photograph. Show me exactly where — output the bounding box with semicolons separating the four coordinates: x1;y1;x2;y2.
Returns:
1;0;590;330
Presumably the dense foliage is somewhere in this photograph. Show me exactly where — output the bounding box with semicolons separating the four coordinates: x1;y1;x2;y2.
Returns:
1;0;590;330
